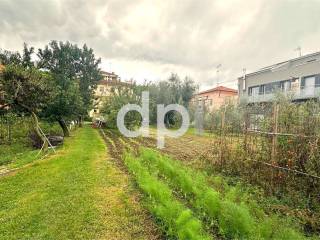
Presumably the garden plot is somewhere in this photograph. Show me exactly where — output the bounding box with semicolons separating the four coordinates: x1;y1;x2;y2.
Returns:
102;128;318;240
133;128;320;234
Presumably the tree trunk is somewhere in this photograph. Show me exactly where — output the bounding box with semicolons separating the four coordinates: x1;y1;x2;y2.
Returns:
78;116;83;127
58;118;70;137
31;111;48;151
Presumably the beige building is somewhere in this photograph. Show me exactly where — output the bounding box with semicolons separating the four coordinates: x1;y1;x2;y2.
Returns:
191;86;238;110
89;71;129;119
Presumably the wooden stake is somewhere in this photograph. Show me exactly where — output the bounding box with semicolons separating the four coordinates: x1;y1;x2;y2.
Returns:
271;104;279;162
219;107;226;167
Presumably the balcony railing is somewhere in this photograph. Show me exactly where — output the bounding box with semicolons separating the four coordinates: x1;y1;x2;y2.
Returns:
247;86;320;103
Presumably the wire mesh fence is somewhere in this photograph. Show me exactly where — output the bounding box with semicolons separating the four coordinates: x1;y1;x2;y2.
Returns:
198;99;320;207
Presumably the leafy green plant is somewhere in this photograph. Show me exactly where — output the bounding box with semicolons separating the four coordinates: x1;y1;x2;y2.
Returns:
123;152;212;240
138;148;308;239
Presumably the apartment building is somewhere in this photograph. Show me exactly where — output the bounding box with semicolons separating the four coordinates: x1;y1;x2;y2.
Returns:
89;71;130;119
238;52;320;103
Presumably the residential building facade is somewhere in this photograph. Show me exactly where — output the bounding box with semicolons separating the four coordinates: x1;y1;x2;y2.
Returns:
89;71;129;119
238;52;320;103
101;71;120;82
191;86;238;110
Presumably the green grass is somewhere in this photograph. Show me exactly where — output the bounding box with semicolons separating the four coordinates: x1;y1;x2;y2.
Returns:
0;126;160;240
0;127;108;239
0;142;38;168
0;121;63;168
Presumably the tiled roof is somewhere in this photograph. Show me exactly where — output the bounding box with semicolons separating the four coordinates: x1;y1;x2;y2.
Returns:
198;86;238;95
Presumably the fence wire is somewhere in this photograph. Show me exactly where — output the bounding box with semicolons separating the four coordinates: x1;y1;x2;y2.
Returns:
197;100;320;205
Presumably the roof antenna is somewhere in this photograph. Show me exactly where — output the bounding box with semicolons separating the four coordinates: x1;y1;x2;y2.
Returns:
294;46;302;57
216;64;222;86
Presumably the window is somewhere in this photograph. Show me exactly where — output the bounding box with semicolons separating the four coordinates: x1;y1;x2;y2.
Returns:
248;86;259;96
316;75;320;88
272;82;281;91
301;76;316;89
259;85;265;95
264;81;281;94
280;80;291;92
248;79;298;96
265;83;273;94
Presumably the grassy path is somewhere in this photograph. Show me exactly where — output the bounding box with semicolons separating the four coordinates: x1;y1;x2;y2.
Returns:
0;126;159;240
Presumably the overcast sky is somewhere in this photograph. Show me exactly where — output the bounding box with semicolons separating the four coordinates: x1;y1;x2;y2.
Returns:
1;0;320;90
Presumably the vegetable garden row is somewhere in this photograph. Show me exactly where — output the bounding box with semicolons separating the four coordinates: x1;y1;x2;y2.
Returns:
123;146;313;240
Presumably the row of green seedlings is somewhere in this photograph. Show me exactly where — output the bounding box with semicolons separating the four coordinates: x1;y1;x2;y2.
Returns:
123;152;213;240
138;147;310;240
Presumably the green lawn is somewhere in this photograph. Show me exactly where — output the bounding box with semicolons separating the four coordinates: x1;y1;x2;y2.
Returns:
0;126;157;239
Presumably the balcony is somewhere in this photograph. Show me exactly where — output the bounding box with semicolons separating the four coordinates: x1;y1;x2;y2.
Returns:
297;85;320;99
247;86;320;103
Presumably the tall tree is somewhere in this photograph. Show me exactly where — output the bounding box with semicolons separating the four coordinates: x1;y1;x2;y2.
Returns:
148;73;197;126
102;73;197;129
77;44;102;114
37;41;102;135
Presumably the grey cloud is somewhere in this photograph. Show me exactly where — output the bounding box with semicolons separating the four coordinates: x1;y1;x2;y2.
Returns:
0;0;320;89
